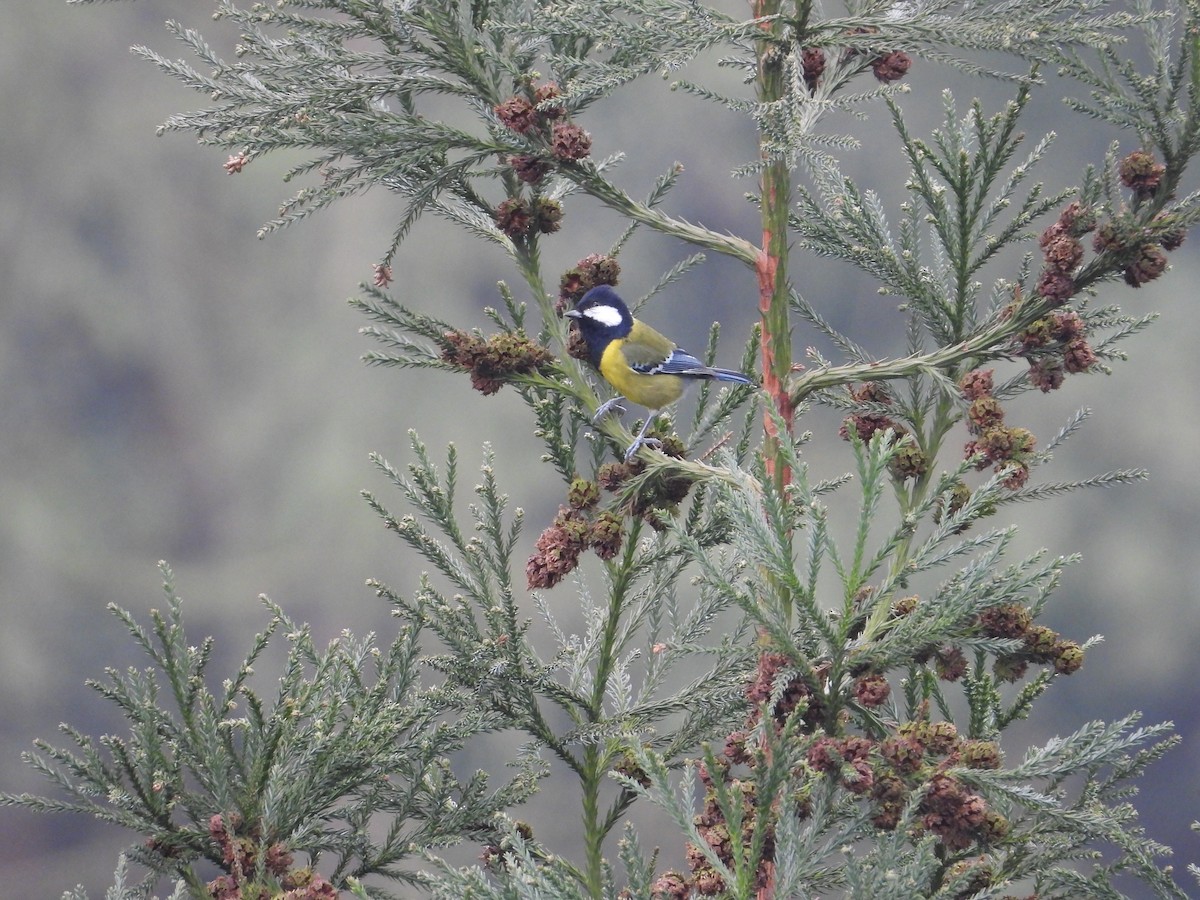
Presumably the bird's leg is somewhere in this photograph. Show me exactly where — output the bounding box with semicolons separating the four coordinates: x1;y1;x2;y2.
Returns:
593;395;627;423
624;414;662;461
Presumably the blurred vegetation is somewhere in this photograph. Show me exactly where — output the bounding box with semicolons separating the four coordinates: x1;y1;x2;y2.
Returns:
2;1;1199;897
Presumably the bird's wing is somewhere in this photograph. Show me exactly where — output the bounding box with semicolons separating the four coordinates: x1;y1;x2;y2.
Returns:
626;346;711;376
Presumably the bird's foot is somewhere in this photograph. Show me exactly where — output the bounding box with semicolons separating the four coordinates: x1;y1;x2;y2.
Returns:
593;396;626;423
624;436;662;462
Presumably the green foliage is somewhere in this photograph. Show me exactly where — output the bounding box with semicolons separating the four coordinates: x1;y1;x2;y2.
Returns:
614;436;1187;897
58;855;189;900
363;433;757;894
2;563;538;898
27;0;1200;897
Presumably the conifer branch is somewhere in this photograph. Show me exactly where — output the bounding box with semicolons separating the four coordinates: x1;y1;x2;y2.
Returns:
29;1;1200;897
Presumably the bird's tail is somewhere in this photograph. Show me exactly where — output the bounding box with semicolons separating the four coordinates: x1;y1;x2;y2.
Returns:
709;367;755;386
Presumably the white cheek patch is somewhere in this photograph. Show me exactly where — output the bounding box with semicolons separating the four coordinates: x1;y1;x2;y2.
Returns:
582;305;625;328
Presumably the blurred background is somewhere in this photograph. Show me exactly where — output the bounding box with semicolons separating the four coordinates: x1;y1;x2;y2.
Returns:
2;1;1197;896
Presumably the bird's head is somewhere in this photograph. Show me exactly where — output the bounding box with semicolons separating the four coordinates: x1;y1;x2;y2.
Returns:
563;285;633;343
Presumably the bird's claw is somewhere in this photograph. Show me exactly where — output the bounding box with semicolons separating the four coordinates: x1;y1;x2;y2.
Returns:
624;436;662;462
593;397;626;423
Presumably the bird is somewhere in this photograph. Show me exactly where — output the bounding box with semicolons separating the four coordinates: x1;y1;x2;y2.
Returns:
563;284;754;460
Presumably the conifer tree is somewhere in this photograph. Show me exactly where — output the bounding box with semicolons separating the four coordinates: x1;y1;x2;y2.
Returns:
9;0;1200;897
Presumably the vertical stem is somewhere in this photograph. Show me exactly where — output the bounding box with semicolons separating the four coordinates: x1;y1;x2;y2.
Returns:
511;236;613;897
581;748;605;898
580;530;638;898
755;0;795;494
752;9;794;900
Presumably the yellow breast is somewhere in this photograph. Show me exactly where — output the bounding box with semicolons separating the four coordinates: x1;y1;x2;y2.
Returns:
599;340;686;410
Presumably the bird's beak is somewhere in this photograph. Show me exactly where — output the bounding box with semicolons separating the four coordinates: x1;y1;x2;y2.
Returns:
563;309;581;319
